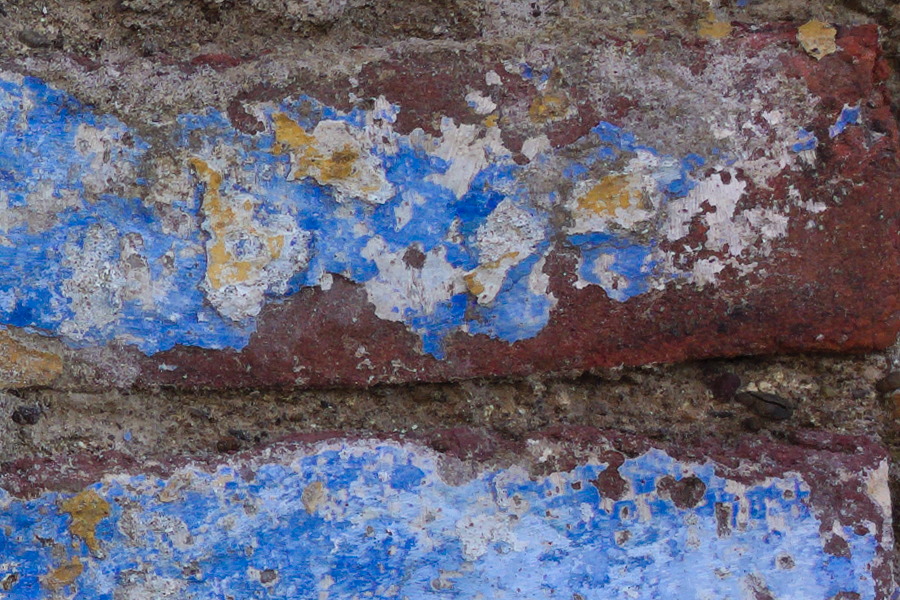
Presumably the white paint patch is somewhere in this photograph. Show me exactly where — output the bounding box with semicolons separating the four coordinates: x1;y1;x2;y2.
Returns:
485;70;502;86
521;135;551;161
394;191;425;231
465;90;498;115
466;199;544;305
690;257;727;287
361;237;466;322
664;172;747;245
801;200;828;213
661;169;792;285
527;255;555;307
426;118;511;199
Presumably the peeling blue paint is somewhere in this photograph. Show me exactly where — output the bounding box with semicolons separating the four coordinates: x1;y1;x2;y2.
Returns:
0;443;883;599
0;74;785;358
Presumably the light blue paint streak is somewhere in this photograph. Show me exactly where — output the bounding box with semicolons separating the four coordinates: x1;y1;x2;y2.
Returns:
0;445;882;599
0;77;711;357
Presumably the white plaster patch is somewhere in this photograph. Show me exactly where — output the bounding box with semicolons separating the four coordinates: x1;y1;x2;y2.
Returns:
475;199;543;265
455;512;525;561
119;233;155;307
866;459;892;547
573;253;633;301
202;195;313;322
74;123;140;202
145;153;195;209
587;45;819;190
114;572;187;599
13;180;81;233
60;223;126;341
527;255;555;307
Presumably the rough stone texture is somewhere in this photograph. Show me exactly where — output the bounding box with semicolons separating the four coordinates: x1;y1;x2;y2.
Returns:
0;429;893;599
0;21;896;389
0;0;899;596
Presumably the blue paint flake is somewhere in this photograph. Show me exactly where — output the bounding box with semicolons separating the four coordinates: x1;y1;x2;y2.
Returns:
0;444;882;599
829;104;862;138
791;128;818;152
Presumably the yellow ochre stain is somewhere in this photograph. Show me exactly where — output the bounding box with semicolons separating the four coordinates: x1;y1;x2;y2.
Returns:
317;146;359;182
464;272;485;297
483;114;499;128
191;158;236;289
60;490;110;555
0;330;63;388
698;12;732;40
44;557;83;591
797;20;837;60
464;252;520;297
266;235;285;260
273;112;316;151
577;174;637;216
529;94;569;124
302;481;326;514
273;113;327;181
274;113;365;186
189;158;259;289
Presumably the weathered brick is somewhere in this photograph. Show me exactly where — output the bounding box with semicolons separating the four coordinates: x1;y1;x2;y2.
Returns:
0;24;896;389
0;429;892;598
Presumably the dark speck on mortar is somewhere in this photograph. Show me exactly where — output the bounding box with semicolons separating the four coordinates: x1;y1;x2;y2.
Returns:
735;391;794;421
216;435;241;453
709;372;741;401
11;406;41;426
17;29;54;48
876;371;900;395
